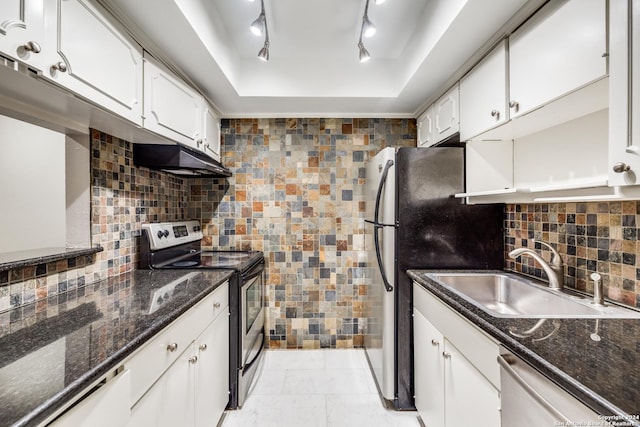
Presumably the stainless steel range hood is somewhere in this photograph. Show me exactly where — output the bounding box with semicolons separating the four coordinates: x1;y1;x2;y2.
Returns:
133;144;232;178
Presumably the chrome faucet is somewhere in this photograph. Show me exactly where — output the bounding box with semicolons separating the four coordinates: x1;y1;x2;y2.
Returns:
508;240;564;290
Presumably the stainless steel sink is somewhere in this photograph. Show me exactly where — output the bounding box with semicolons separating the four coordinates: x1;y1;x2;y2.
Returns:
426;272;640;318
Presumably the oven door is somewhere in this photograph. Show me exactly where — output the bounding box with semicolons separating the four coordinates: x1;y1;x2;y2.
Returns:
239;262;265;406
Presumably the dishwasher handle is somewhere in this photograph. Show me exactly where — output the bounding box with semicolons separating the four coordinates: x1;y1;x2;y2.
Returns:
497;354;571;424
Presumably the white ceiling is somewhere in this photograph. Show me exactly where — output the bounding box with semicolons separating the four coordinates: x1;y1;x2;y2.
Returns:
104;0;539;118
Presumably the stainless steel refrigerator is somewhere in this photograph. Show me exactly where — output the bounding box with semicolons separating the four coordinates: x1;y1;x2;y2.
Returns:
363;146;504;410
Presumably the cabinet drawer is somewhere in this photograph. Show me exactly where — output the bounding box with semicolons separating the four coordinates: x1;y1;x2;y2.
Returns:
126;283;227;405
210;282;229;321
414;282;500;389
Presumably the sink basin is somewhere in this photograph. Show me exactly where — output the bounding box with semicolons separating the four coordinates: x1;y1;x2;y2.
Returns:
426;272;640;319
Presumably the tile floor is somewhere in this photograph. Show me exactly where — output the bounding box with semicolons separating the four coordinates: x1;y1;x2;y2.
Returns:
221;349;422;427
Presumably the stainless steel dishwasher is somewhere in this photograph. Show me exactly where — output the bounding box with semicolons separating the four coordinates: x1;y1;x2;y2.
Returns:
498;347;604;426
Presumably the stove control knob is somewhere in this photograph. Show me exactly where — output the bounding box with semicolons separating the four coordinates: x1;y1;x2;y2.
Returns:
157;230;164;239
163;230;170;238
193;225;201;232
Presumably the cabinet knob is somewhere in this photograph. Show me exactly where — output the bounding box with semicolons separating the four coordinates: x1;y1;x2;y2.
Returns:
213;302;221;308
490;110;500;120
196;139;203;146
52;62;68;73
199;343;208;352
442;351;452;359
167;343;178;352
188;355;198;364
509;101;519;113
431;339;440;346
22;41;41;53
612;162;631;173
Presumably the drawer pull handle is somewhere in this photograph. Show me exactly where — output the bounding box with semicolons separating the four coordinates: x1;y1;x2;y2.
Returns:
199;344;208;352
167;343;178;352
431;339;440;346
52;61;67;73
213;302;221;308
188;356;198;364
22;41;41;53
442;351;452;359
490;109;500;120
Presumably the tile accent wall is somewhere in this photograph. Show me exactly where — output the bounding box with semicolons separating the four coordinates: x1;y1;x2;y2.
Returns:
0;130;189;314
189;118;416;349
505;202;640;308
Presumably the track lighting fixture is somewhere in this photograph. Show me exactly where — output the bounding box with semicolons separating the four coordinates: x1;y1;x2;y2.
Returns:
251;0;270;61
250;12;265;36
258;41;270;61
358;0;375;62
358;41;371;63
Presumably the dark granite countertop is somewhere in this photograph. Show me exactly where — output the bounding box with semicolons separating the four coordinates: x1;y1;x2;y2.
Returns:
0;268;233;427
409;269;640;427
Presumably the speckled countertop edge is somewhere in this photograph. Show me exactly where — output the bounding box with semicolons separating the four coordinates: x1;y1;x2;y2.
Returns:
0;246;104;272
12;269;234;427
408;269;640;427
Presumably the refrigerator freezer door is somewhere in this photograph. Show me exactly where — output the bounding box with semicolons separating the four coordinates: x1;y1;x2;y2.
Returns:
364;147;396;402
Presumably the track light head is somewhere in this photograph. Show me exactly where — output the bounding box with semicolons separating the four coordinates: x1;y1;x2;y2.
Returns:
258;41;270;61
250;13;265;36
362;15;376;38
358;42;371;63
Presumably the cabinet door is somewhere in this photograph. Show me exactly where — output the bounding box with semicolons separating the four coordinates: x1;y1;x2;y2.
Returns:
203;104;221;161
195;311;229;427
433;84;459;143
417;106;435;147
143;55;203;150
413;309;445;427
459;41;508;140
609;0;640;185
41;0;142;125
0;0;45;68
444;339;500;427
509;0;606;119
128;348;196;427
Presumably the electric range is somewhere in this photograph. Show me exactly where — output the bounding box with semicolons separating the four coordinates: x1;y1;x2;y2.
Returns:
139;220;265;409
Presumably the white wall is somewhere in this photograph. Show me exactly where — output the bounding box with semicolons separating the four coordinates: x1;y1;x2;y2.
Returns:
0;115;66;253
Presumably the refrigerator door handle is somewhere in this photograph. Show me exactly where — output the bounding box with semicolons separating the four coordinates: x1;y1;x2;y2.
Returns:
374;159;395;225
373;222;393;292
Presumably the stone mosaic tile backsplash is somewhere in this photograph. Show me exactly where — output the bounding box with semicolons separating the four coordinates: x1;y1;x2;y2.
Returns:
0;130;189;315
4;123;640;347
505;202;640;308
188;118;417;348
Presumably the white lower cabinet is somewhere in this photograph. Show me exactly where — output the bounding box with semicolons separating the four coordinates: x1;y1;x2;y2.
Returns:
413;282;500;427
49;369;131;427
126;282;229;427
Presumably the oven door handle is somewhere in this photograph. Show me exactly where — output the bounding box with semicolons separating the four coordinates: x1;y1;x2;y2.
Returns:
242;261;265;282
242;331;265;374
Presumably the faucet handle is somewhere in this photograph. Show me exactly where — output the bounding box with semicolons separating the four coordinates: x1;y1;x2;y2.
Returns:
533;240;563;267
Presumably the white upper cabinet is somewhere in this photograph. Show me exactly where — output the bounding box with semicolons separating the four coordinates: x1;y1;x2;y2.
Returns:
41;0;143;125
417;106;435;147
433;84;459;143
508;0;607;119
143;53;203;150
459;41;508;141
202;104;221;161
609;0;640;186
0;0;46;69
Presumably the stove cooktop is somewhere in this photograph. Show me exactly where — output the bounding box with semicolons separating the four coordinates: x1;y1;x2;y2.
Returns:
164;251;263;270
